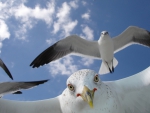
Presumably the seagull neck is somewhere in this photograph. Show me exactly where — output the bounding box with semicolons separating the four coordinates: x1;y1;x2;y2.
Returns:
98;35;111;42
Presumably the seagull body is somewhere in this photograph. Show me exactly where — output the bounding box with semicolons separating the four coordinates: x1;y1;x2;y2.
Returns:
0;58;13;80
0;79;48;97
0;67;150;113
98;31;118;74
30;26;150;74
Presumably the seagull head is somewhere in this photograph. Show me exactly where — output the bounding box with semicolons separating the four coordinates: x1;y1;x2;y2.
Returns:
99;31;110;41
63;69;102;110
101;31;109;36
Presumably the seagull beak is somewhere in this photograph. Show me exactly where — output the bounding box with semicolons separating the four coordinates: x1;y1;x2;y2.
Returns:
81;86;95;108
104;32;108;35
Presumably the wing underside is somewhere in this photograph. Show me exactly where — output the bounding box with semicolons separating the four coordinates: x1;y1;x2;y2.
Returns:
105;66;150;113
0;96;62;113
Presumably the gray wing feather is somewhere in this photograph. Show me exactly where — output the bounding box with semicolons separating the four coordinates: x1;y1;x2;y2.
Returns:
113;26;150;53
30;35;100;68
0;79;48;96
0;96;62;113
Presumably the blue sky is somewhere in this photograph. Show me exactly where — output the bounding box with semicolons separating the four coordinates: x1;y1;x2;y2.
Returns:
0;0;150;101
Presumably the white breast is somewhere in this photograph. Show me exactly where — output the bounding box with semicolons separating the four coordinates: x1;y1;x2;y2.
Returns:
98;36;114;62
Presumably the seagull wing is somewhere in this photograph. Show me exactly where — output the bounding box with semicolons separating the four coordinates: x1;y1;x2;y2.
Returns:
113;26;150;53
0;96;62;113
0;58;13;80
105;67;150;113
0;79;48;97
30;35;100;68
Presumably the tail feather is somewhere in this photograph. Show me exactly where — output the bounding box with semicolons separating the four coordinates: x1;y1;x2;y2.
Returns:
99;62;110;74
99;57;118;75
113;57;118;69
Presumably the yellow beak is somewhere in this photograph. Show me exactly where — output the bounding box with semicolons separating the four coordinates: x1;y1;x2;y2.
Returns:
81;86;95;108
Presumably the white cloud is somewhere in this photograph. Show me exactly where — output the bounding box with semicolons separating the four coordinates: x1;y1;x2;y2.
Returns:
13;3;55;25
0;2;7;19
52;2;78;37
46;38;56;45
15;20;33;41
69;0;78;9
62;20;78;36
80;25;94;40
12;1;55;40
81;57;94;66
82;1;87;6
47;56;78;77
0;0;28;20
81;10;90;20
0;19;10;40
0;0;78;44
0;19;10;49
0;0;55;41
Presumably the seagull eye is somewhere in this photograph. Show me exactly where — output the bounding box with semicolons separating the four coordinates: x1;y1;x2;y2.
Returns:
94;75;99;82
68;84;74;91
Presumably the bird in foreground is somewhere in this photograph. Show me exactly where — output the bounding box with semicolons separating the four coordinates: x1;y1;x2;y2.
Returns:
0;58;13;80
0;79;48;97
30;26;150;74
0;67;150;113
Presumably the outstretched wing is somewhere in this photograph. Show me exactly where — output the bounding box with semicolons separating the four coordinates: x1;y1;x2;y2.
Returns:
113;26;150;53
0;79;48;97
0;58;13;80
105;66;150;113
30;35;100;68
0;96;62;113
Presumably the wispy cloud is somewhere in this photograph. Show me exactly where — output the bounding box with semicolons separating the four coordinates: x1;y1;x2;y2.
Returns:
81;10;90;20
12;1;55;40
81;57;94;67
13;3;55;25
46;38;56;45
0;0;78;45
0;19;10;50
47;56;78;77
80;25;94;40
0;0;55;41
52;2;78;37
82;1;87;6
69;0;78;9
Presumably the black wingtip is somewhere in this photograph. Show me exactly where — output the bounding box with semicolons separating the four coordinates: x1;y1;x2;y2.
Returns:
29;64;39;68
5;68;13;80
0;58;13;80
28;79;50;85
30;60;40;68
13;91;22;94
30;43;59;68
9;75;13;80
29;62;33;67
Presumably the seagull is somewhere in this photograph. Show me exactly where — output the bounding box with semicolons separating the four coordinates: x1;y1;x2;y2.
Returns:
30;26;150;74
0;79;48;97
0;58;13;80
0;67;150;113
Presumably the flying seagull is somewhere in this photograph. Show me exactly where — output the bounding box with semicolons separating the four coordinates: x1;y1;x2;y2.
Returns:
30;26;150;74
0;58;13;80
0;79;48;97
0;67;150;113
